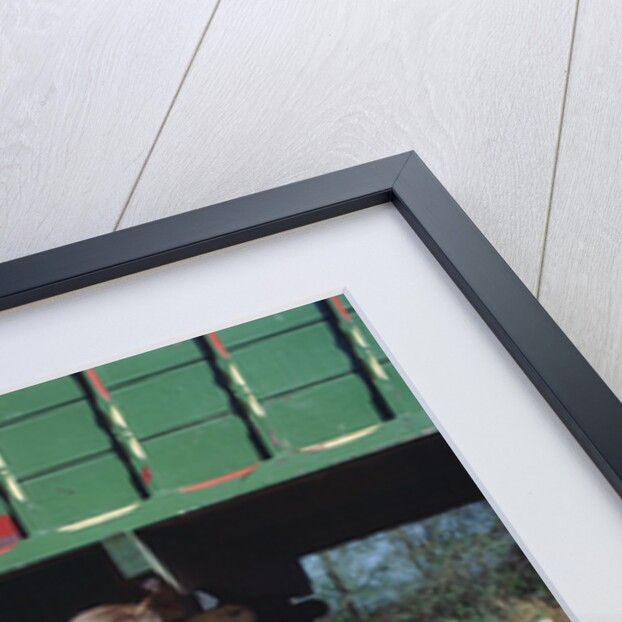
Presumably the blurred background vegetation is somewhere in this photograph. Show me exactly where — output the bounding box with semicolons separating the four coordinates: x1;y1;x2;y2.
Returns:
301;501;569;622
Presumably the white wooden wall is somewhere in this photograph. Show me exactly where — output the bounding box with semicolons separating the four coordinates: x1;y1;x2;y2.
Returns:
2;0;620;411
5;1;620;400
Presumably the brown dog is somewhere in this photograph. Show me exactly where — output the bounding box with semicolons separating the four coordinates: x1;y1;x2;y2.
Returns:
68;598;162;622
69;600;255;622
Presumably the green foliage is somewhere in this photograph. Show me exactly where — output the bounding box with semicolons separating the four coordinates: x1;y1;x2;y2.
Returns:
305;502;568;622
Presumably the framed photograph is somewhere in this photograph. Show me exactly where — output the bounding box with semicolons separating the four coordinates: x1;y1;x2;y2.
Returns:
0;152;620;621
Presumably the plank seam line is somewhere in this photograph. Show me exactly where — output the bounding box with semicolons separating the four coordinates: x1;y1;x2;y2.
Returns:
113;0;224;231
534;0;581;298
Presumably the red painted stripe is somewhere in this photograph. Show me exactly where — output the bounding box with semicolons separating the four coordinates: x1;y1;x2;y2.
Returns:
85;368;111;401
0;544;16;554
141;466;153;485
330;296;352;321
179;464;258;492
0;514;19;537
207;332;230;358
0;515;20;553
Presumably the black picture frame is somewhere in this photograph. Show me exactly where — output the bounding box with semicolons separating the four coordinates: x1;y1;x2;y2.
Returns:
1;151;621;501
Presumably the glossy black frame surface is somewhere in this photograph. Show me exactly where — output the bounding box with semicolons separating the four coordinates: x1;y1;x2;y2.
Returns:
1;151;621;498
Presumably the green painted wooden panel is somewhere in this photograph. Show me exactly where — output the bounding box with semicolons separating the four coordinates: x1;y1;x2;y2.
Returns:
24;455;140;531
0;297;436;573
265;375;385;448
144;416;261;490
0;377;83;425
339;295;353;311
0;419;434;578
380;363;429;424
348;311;389;363
112;362;231;438
233;323;352;399
0;402;111;480
96;340;204;387
325;296;387;361
220;304;324;348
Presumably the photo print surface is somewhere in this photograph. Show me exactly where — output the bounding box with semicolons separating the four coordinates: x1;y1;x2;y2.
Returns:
0;296;567;621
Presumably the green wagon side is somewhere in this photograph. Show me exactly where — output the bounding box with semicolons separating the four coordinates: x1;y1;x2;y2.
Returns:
0;297;436;578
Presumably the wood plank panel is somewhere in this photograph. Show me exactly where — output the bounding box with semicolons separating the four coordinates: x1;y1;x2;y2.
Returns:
538;1;622;399
120;0;576;289
0;0;218;262
232;323;352;399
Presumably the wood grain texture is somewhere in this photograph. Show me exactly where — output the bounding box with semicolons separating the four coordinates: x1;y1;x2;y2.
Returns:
539;1;622;400
0;0;218;262
120;0;576;290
